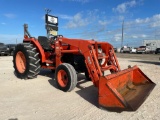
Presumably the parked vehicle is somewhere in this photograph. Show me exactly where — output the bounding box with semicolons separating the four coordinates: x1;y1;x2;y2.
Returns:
144;40;160;52
120;46;131;53
130;47;137;53
0;43;9;56
155;48;160;54
6;44;16;56
113;48;117;53
136;46;150;54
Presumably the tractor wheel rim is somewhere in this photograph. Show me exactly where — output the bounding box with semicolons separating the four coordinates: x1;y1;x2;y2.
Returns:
16;51;26;73
57;70;68;87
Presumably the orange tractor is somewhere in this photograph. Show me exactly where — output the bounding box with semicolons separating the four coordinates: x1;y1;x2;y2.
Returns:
13;13;155;111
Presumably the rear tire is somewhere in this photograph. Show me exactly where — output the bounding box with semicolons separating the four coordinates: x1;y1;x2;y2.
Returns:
55;63;77;92
13;43;40;79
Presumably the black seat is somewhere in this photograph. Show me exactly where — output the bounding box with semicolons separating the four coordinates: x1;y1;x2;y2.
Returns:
38;36;53;51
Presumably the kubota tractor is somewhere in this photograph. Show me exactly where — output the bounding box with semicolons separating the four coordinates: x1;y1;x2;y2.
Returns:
13;13;156;111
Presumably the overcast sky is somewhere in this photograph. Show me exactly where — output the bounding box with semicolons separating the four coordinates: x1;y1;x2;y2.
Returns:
0;0;160;47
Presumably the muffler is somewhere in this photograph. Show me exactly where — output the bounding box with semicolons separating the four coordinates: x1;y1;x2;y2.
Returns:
98;65;156;111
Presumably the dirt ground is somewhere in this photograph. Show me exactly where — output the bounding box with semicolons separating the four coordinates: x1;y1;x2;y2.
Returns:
0;54;160;120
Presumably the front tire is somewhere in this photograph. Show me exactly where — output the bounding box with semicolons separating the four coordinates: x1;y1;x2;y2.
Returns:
13;43;40;79
55;63;77;92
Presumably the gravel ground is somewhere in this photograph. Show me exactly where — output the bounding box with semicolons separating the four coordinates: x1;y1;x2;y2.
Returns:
0;56;160;120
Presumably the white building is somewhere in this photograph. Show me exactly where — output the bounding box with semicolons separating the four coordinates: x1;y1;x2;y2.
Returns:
143;40;160;51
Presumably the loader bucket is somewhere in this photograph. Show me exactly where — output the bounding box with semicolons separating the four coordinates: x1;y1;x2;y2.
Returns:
99;65;156;111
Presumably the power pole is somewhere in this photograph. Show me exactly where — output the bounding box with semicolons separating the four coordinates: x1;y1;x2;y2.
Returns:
121;20;124;47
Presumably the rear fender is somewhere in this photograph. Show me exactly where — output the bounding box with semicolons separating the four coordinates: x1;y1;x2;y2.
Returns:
23;38;46;62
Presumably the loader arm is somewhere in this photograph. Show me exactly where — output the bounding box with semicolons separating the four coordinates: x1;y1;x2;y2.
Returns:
57;37;120;87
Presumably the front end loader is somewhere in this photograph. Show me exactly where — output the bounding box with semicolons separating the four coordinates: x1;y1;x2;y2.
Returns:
13;13;156;111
